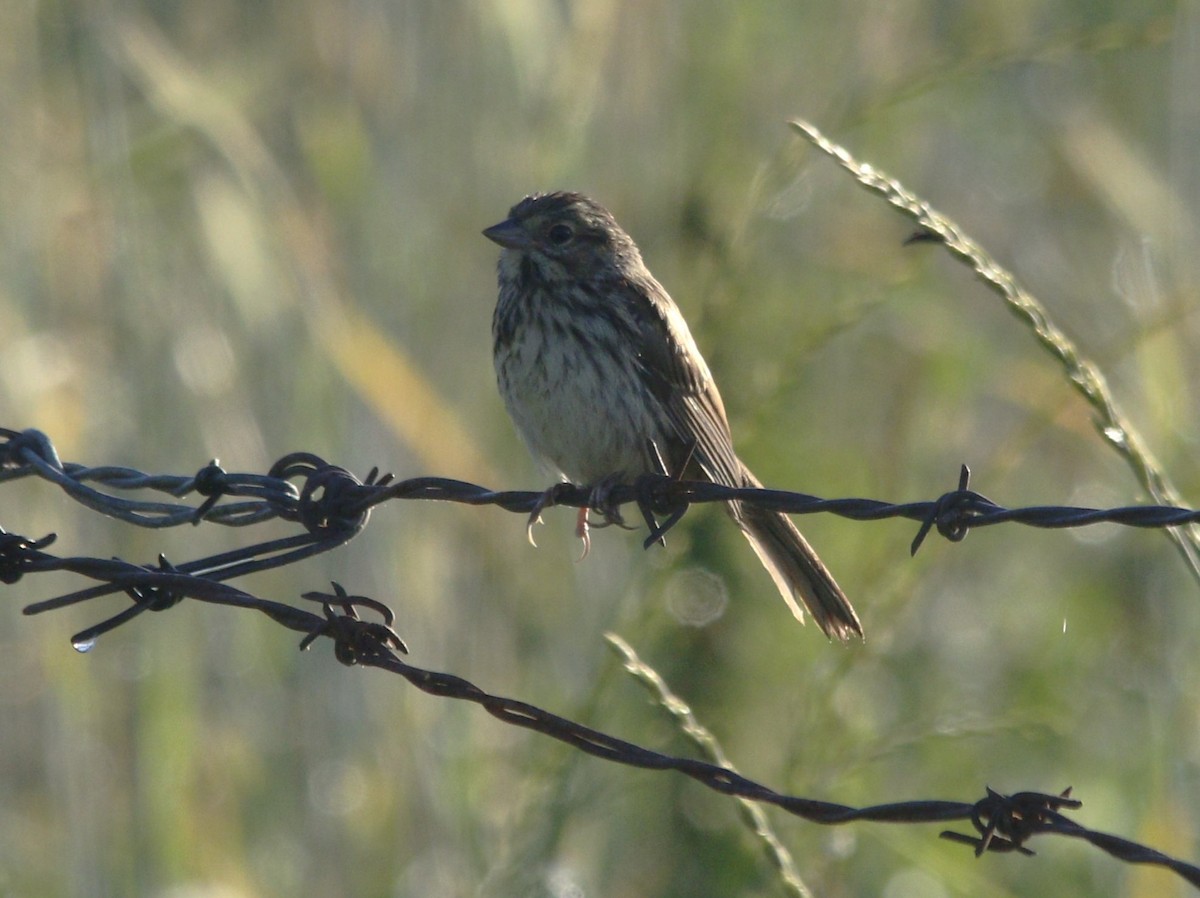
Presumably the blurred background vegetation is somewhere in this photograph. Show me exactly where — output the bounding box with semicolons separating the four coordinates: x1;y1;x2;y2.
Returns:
1;2;1198;896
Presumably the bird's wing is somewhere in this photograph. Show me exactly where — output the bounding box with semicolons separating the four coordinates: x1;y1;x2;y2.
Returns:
626;276;744;488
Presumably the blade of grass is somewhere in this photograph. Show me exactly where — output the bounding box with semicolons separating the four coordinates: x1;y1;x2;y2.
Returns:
606;633;814;898
789;118;1200;590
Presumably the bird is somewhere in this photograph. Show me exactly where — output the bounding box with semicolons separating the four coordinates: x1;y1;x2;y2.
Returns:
483;191;862;640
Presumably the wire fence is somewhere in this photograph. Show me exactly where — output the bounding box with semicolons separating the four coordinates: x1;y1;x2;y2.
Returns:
3;425;1199;890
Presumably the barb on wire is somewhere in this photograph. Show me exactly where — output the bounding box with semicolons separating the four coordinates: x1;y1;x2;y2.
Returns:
3;532;1198;890
3;434;378;625
4;429;1200;570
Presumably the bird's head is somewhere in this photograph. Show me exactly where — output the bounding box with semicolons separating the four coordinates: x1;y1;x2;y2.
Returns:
483;192;642;283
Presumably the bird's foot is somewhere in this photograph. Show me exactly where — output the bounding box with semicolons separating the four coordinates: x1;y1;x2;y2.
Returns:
526;481;576;548
586;473;635;530
575;474;636;561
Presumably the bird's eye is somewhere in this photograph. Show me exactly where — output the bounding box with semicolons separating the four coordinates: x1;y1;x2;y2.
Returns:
547;223;574;245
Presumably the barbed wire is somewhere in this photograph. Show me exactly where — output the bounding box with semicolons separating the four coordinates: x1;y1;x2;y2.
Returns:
5;423;1200;890
4;427;1200;560
1;535;1197;888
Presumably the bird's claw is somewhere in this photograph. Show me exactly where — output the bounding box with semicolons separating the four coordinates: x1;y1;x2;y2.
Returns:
526;481;574;548
526;511;542;548
575;507;591;561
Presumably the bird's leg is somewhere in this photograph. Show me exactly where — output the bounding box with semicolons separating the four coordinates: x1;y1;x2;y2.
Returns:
637;438;694;549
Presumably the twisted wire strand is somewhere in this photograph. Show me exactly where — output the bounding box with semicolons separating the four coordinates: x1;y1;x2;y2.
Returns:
4;429;1199;560
2;536;1197;888
5;424;1200;888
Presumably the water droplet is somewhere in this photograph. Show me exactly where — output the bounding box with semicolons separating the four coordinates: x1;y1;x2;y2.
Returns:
1101;426;1126;447
72;636;96;653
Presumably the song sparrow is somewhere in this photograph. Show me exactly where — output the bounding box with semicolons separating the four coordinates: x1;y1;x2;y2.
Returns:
484;192;862;640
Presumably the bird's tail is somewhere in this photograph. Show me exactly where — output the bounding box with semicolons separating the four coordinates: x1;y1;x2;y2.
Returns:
728;464;863;641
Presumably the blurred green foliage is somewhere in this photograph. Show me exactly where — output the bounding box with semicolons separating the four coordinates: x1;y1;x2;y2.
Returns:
1;2;1198;896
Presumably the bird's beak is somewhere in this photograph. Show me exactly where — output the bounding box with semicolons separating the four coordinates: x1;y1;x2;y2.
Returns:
482;217;530;250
